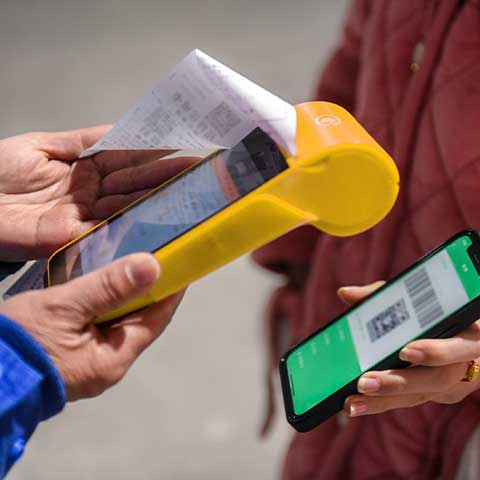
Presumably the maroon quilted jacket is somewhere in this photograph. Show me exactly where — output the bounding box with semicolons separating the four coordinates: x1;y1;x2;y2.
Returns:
253;0;480;478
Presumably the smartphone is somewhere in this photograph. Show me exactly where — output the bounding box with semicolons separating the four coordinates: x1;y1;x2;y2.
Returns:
280;230;480;432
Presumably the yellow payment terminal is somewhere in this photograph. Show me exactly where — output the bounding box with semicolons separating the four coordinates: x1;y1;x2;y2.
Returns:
48;102;399;323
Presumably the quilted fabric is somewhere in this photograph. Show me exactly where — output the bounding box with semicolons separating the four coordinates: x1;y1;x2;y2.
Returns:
253;1;480;478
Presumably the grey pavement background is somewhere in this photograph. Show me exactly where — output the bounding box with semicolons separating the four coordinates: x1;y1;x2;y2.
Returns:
0;1;348;478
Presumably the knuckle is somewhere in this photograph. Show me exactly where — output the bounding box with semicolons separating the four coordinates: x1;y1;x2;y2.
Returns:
470;321;480;335
46;292;84;319
99;270;124;306
120;343;142;367
104;365;126;387
443;368;462;388
92;364;124;391
423;343;449;364
472;341;480;359
386;375;408;394
24;131;45;145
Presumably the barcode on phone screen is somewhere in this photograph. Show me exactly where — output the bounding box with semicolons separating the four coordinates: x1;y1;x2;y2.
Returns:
405;267;444;327
366;267;444;342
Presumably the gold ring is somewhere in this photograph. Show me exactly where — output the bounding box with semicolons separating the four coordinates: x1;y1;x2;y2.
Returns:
462;360;480;383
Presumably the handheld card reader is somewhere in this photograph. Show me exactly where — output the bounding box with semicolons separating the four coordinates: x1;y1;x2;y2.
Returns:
48;102;400;323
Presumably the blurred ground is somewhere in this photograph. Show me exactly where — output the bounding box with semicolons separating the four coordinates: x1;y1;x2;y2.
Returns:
0;1;347;478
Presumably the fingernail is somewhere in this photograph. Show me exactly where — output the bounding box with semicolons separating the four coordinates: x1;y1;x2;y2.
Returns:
399;347;425;363
338;282;384;296
347;402;367;417
338;286;355;293
126;256;161;287
358;377;380;393
337;286;358;297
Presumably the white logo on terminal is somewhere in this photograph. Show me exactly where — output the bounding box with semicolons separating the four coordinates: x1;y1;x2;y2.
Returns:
315;115;342;127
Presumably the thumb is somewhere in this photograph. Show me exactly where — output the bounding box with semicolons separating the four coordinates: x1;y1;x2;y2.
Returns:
337;281;385;306
57;253;160;321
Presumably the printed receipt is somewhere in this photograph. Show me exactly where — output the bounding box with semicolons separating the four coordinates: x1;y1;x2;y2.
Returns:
81;49;297;157
2;50;296;299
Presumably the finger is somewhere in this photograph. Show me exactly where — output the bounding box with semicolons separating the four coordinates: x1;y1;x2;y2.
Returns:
357;363;468;397
344;391;435;417
56;253;161;321
337;281;385;306
102;290;184;365
41;125;112;160
399;322;480;366
92;189;151;219
92;149;177;176
100;156;199;195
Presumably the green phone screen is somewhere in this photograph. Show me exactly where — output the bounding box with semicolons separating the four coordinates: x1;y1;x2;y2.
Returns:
287;234;480;416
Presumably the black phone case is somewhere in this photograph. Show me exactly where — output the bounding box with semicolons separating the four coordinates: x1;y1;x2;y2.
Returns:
279;230;480;433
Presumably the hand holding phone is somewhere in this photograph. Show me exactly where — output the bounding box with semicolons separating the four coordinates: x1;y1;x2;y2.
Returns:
338;283;480;418
280;230;480;432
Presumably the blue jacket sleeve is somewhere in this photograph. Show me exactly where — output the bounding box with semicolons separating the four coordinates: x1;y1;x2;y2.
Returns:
0;314;66;477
